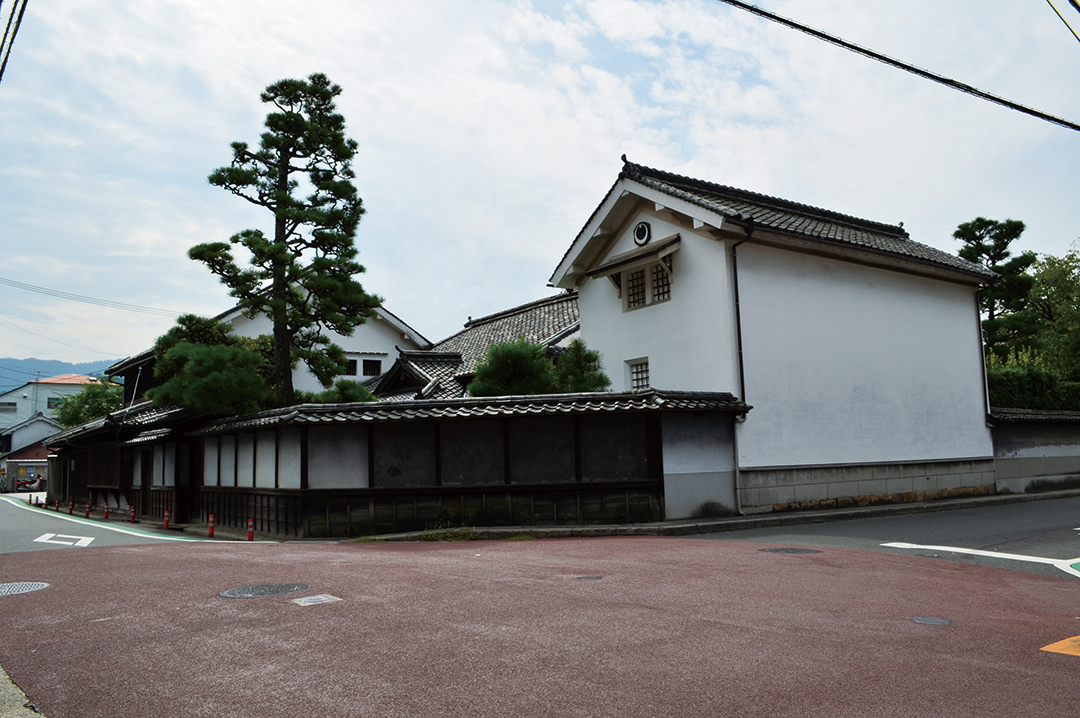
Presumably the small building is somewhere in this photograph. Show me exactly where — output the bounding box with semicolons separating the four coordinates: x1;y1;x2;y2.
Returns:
0;374;99;430
550;158;998;514
1;413;61;490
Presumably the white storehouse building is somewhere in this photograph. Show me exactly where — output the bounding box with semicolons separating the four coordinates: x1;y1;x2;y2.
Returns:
550;158;998;514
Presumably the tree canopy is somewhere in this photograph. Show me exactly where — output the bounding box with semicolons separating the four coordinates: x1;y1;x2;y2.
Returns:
53;378;124;428
144;314;275;416
189;73;380;406
954;217;1037;357
467;338;611;397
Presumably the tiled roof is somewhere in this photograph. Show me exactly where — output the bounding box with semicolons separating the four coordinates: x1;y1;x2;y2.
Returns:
619;159;996;281
33;374;99;385
193;390;750;435
374;292;580;401
46;400;195;446
989;407;1080;424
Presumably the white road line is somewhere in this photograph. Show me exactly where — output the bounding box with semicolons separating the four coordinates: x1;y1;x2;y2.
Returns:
34;533;94;547
882;542;1080;580
1;495;203;542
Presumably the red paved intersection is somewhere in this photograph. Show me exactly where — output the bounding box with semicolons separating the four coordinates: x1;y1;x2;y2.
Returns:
1;537;1077;717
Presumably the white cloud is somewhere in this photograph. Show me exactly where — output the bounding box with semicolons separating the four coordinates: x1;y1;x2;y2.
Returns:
1;0;1078;360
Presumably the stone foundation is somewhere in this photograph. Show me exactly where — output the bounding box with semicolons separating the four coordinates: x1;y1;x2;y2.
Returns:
738;458;996;512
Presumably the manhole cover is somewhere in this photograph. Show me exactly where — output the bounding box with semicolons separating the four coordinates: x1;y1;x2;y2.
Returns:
0;582;50;597
220;583;308;599
758;548;823;555
909;616;951;625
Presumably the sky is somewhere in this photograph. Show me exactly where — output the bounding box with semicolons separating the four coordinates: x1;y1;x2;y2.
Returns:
1;0;1078;364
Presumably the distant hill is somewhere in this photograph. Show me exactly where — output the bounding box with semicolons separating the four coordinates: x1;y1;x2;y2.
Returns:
0;357;123;394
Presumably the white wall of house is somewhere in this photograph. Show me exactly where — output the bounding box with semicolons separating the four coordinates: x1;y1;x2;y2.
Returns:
225;310;425;393
578;211;739;394
0;382;89;430
3;417;60;453
735;243;993;468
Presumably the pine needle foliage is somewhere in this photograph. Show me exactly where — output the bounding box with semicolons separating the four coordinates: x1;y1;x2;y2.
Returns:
190;73;380;406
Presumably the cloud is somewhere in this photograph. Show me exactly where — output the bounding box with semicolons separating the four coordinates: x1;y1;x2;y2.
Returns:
1;0;1078;360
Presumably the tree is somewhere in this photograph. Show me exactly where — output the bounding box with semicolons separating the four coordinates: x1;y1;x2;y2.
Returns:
553;338;612;393
954;217;1037;357
189;73;381;407
53;379;124;428
1026;248;1080;381
296;378;377;404
145;314;275;415
467;338;611;397
467;339;559;397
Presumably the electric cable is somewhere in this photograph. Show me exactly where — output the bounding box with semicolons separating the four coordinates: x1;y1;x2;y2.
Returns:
1046;0;1080;44
0;275;184;317
0;0;28;87
715;0;1080;133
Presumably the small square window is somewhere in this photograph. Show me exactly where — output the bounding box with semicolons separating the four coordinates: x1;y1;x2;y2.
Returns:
630;360;649;391
362;360;382;377
627;269;646;308
652;263;670;302
345;359;358;376
47;397;63;409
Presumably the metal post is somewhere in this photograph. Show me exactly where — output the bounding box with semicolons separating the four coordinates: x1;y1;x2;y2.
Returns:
247;517;254;542
129;506;135;523
208;514;215;539
164;509;170;531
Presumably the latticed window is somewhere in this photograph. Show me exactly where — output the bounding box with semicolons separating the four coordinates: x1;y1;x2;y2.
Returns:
652;262;670;301
630;360;649;390
627;269;647;308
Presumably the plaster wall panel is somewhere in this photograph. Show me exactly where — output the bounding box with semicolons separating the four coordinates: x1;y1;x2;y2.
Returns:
255;431;277;488
236;434;255;488
277;428;303;489
735;244;993;468
577;212;739;394
219;435;236;487
309;425;367;489
203;438;219;486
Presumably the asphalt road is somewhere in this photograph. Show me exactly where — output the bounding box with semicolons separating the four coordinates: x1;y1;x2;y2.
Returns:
0;494;204;554
693;496;1080;579
1;496;1078;717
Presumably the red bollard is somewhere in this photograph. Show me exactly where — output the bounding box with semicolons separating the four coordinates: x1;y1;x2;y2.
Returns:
247;518;254;542
164;509;170;531
104;504;110;520
55;500;60;512
208;514;215;539
129;506;135;523
85;502;90;518
68;500;73;515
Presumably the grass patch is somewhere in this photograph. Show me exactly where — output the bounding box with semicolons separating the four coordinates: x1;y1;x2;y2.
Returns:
504;532;537;541
417;526;482;542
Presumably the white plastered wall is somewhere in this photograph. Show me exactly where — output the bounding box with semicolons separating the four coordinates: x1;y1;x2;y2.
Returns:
577;212;739;394
226;312;421;393
735;243;993;468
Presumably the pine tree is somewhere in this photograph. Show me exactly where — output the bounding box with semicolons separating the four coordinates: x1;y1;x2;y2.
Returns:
554;339;611;393
954;217;1037;357
190;73;380;406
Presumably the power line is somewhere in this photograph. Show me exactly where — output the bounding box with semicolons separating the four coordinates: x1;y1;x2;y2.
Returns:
715;0;1080;134
0;274;184;317
1046;0;1080;44
0;314;120;356
0;0;28;87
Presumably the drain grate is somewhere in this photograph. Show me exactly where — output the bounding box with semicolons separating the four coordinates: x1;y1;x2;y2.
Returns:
576;576;603;580
759;548;823;555
220;583;309;599
0;582;50;597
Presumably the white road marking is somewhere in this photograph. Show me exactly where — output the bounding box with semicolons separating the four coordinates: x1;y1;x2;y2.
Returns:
34;533;94;547
882;542;1080;580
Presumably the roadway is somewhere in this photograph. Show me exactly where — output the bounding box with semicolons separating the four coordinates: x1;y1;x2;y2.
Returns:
0;494;1077;717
